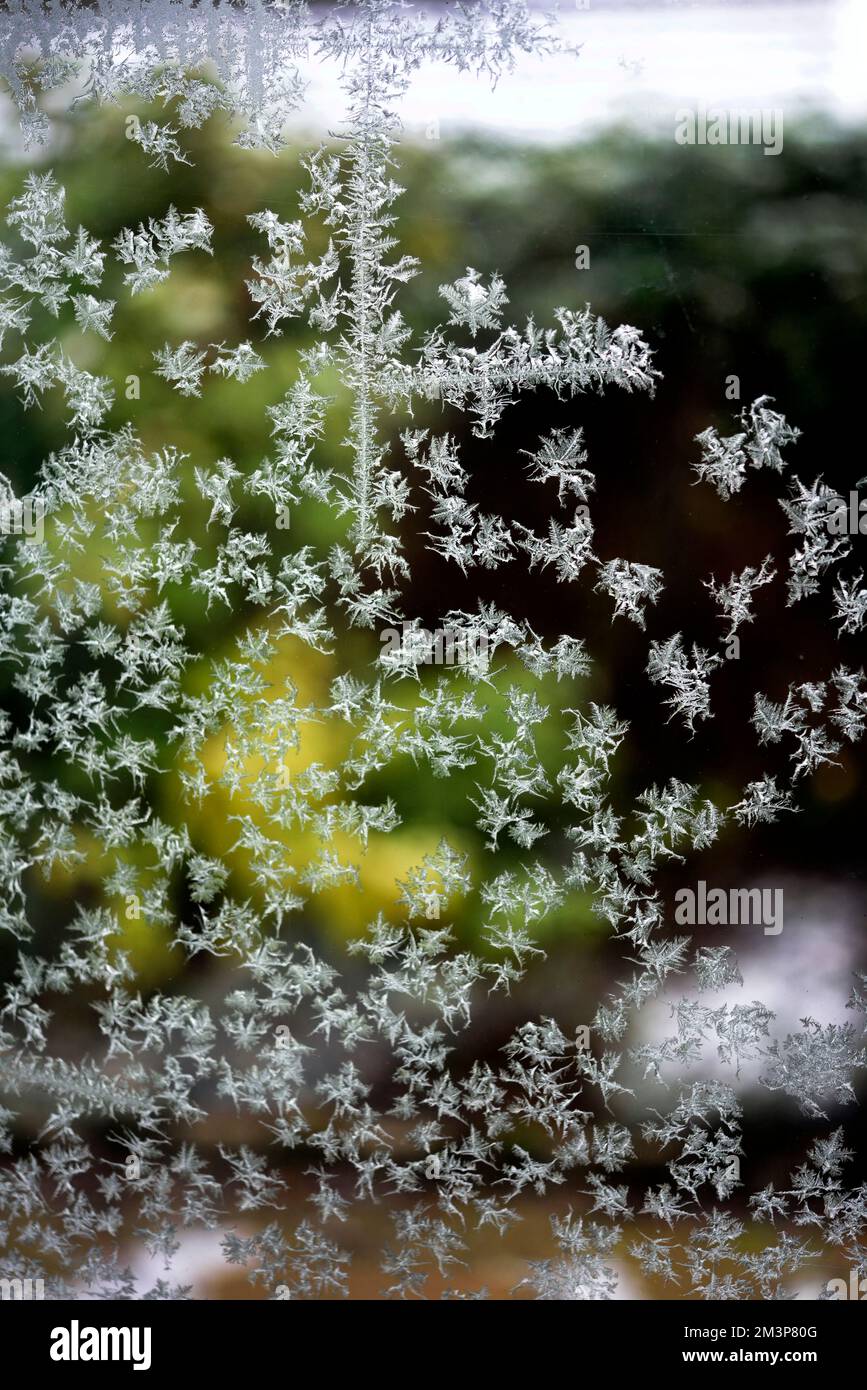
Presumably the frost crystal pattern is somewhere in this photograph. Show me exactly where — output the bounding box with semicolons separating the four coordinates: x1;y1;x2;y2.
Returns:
0;0;865;1301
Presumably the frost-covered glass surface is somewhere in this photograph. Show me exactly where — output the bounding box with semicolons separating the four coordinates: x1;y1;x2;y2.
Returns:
0;0;865;1301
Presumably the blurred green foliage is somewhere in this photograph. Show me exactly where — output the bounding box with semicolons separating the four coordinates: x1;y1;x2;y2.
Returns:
1;103;866;987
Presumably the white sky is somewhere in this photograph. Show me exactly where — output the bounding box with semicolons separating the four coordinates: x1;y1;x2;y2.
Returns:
296;0;867;141
0;0;864;154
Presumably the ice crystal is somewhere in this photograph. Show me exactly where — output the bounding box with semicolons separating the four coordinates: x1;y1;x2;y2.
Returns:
0;0;864;1304
705;556;775;641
